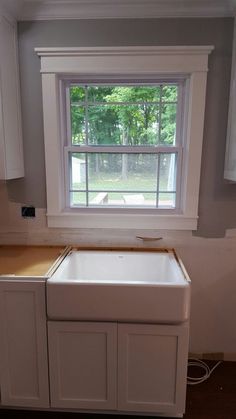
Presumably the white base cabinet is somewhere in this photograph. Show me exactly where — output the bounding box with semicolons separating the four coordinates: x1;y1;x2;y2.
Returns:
0;280;49;407
48;321;189;417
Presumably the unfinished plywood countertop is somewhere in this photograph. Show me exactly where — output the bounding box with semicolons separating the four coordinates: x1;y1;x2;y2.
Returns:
0;245;67;277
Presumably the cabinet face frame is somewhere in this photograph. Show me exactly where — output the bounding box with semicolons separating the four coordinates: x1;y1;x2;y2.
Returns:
48;321;117;410
117;323;189;415
0;280;49;407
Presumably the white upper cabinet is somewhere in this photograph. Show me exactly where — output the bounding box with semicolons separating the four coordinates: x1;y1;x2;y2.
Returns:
0;15;24;179
225;19;236;181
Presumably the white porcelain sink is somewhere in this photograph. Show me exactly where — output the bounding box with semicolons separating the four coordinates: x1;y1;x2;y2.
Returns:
47;249;190;323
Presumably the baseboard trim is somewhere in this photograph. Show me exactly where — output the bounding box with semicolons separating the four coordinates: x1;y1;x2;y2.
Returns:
189;352;236;361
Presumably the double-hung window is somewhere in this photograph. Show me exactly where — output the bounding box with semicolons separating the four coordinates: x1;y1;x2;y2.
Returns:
36;46;213;230
66;80;184;210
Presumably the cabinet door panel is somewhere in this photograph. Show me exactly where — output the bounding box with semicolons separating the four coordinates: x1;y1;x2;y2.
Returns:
0;280;49;407
118;323;189;415
48;321;117;409
0;16;24;179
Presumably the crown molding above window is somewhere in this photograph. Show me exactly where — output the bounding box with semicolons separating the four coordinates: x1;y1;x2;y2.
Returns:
36;45;215;57
14;0;236;21
0;0;24;21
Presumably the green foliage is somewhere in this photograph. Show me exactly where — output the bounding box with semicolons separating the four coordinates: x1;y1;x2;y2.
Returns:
70;86;85;145
70;84;177;146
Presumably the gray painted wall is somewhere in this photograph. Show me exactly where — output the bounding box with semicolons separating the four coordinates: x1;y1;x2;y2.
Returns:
8;18;235;237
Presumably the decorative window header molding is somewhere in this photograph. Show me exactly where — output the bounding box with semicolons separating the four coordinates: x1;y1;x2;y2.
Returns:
36;46;214;58
36;45;214;75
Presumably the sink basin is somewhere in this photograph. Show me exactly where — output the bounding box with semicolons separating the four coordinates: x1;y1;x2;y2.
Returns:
47;249;190;323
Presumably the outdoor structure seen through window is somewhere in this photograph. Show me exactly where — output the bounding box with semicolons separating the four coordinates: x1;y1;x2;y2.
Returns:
66;82;183;209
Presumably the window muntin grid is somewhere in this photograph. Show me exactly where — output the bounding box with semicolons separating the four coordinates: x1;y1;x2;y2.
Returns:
64;81;184;210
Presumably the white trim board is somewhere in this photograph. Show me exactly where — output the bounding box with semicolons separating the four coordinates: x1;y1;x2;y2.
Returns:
12;0;236;21
224;18;236;181
36;45;213;230
36;45;213;73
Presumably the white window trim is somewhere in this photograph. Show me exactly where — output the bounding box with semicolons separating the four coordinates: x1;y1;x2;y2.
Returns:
36;45;214;230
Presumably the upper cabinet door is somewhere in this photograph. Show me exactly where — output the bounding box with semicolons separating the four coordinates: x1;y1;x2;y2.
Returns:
0;16;24;179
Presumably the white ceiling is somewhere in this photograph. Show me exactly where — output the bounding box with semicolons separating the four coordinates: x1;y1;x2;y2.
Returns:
0;0;235;21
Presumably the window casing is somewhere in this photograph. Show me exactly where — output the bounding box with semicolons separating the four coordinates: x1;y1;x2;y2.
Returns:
36;46;213;230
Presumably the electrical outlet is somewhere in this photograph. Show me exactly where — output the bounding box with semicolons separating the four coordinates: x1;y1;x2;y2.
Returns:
21;206;35;218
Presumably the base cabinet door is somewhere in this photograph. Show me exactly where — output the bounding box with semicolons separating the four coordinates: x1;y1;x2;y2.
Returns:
0;280;49;408
117;323;189;416
48;321;117;409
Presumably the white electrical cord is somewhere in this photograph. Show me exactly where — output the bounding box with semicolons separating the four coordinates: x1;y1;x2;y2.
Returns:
187;358;222;385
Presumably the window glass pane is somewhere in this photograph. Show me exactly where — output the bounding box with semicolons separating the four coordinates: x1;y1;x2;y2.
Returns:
89;191;109;205
87;153;158;192
160;104;177;145
69;152;178;208
69;84;179;147
88;105;159;146
158;193;176;208
159;153;177;192
122;192;156;207
162;85;178;102
70;192;87;207
88;105;120;145
67;82;181;210
88;86;113;102
70;86;85;103
89;192;157;207
70;153;86;189
71;106;86;145
87;86;161;103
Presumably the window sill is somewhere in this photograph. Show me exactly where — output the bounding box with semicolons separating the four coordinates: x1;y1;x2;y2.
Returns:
47;211;198;230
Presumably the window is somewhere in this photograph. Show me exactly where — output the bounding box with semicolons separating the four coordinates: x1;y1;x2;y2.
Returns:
36;46;213;229
66;81;184;210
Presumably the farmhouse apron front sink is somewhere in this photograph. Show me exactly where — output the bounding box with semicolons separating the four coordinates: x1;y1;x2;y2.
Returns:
47;249;190;323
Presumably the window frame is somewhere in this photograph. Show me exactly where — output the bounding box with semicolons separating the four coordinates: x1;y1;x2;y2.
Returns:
36;45;213;230
64;79;185;211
